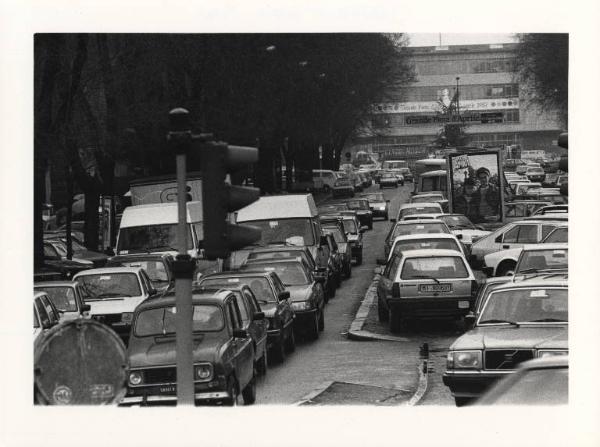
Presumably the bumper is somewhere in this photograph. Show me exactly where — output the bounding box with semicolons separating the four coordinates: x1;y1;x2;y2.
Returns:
371;208;388;217
120;391;230;406
442;370;512;398
387;297;475;317
293;308;317;330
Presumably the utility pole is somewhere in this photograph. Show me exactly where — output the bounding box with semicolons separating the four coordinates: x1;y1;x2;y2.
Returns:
456;77;461;119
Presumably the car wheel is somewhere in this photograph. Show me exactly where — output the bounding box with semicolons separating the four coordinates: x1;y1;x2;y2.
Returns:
389;308;402;333
223;378;240;406
270;334;286;364
318;308;325;331
454;397;472;407
345;263;352;279
256;348;268;376
242;373;257;405
328;281;336;299
284;325;296;353
377;296;388;322
355;252;363;266
496;261;516;277
308;313;320;340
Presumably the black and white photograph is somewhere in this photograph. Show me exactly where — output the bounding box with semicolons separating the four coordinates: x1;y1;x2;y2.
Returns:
2;1;600;446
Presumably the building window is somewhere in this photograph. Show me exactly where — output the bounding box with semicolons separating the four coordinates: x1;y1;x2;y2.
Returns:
504;110;520;123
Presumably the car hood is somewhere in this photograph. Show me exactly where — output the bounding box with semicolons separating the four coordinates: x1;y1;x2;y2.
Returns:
451;325;568;351
129;335;224;368
74;250;109;263
285;285;313;302
87;296;147;315
452;229;491;243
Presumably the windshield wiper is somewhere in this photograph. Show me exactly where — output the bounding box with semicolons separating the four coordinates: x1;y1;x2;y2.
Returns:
97;292;132;298
408;275;440;284
149;245;178;251
479;319;520;326
528;318;567;322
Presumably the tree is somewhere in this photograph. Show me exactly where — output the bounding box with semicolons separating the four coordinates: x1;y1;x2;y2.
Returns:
515;33;568;127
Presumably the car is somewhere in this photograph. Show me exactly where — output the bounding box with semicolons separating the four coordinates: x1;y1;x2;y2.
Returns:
121;291;258;406
410;192;448;211
476;356;568;405
542;173;561;187
513;244;568;276
469;219;567;269
343;198;373;229
385;233;468;261
359;192;390;220
34;291;61;343
376;249;478;332
240;258;325;340
312;169;338;193
34;281;91;322
443;275;568;405
399;168;413;182
383;219;451;259
198;271;296;364
396;203;443;221
541;225;568;243
106;253;174;293
43;240;94;279
73;267;159;343
43;236;108;267
379;172;398;189
338;214;365;265
318;203;350;215
321;225;352;279
320;232;344;294
515;164;529;175
426;213;491;251
504;201;553;223
525;166;546;183
514;182;542;197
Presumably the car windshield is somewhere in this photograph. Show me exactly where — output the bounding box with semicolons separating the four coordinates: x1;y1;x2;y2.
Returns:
479;288;568;323
363;193;385;202
400;206;441;218
393;238;460;255
76;273;141;299
439;215;476;230
345;200;369;210
34;286;78;312
400;256;469;279
412;195;443;203
240;262;309;286
342;219;358;234
542;228;568;243
200;276;276;303
119;260;169;283
323;227;346;243
134;304;224;336
392;223;449;238
117;224;192;253
244;218;314;247
516;248;568;274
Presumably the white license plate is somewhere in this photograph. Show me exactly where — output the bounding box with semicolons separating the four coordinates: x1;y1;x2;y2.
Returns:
458;301;470;309
159;385;176;394
419;284;451;293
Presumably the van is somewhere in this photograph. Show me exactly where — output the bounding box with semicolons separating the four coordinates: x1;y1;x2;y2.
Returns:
417;170;447;196
312;169;338;192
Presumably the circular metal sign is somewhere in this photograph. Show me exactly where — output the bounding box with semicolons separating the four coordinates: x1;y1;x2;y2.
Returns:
34;319;128;405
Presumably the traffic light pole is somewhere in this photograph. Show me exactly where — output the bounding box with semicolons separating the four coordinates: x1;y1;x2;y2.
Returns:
168;108;195;406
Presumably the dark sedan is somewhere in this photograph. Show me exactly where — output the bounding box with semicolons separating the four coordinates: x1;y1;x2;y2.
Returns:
379;172;398;189
343;198;374;230
359;192;390;220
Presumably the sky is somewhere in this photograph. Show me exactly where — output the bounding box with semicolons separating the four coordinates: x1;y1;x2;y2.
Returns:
407;33;518;47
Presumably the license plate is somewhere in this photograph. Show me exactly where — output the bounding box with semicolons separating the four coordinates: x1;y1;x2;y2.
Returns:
159;385;176;394
458;301;470;309
419;284;451;293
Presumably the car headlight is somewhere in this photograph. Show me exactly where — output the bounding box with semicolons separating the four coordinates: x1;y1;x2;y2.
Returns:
378;206;386;210
129;371;143;386
194;363;213;381
537;350;568;358
446;350;482;370
291;301;312;311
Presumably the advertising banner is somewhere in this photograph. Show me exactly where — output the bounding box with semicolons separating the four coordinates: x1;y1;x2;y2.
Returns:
448;150;505;225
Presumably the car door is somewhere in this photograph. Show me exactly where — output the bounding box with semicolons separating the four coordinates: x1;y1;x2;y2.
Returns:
377;254;401;302
270;274;294;330
243;289;268;358
75;284;90;318
226;299;253;388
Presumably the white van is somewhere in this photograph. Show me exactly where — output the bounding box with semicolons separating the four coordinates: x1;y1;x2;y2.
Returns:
312;169;338;192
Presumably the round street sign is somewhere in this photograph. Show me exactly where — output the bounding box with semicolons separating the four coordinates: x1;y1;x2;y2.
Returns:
345;152;351;159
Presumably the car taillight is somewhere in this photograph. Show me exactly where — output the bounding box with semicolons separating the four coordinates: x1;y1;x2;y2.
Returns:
392;283;401;298
471;280;480;298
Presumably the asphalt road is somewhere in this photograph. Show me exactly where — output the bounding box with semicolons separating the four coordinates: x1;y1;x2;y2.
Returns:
255;182;459;405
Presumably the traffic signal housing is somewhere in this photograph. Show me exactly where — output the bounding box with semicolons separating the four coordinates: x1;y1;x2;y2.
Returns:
201;142;261;260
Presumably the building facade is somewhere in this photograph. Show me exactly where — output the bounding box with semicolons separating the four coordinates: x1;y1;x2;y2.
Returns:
345;43;564;167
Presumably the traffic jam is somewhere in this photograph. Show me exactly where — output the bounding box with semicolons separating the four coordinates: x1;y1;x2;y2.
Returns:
34;147;568;407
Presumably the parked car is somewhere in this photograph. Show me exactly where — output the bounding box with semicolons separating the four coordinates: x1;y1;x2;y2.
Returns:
121;291;258;406
383;233;468;262
312;169;338;193
443;275;568;405
410;192;448;212
339;214;365;265
43;236;108;267
240;258;325;340
376;249;478;332
396;203;443;221
73;266;159;343
34;291;61;342
383;219;451;259
525;166;546;183
332;174;355;198
43;241;94;279
359;192;389;220
321;225;352;279
198;271;296;364
476;356;568;405
379;172;398;189
34;281;91;322
343;198;373;230
106;253;174;293
513;244;568;275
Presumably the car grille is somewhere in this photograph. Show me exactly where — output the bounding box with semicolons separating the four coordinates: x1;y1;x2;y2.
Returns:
484;349;534;370
143;367;177;385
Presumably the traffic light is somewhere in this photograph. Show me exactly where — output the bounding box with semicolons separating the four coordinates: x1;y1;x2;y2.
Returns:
201;142;261;260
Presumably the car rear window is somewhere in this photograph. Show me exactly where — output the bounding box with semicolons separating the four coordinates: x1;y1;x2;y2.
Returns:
400;256;469;279
516;248;568;273
200;276;276;303
240;262;309;286
34;286;78;312
393;238;460;254
400;206;441;218
76;273;141;299
134;304;224;336
392;223;449;238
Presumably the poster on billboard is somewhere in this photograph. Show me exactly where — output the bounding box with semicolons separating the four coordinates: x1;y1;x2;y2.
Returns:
447;150;504;225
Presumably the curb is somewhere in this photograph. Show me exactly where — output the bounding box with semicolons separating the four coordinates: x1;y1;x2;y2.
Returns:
406;360;429;406
293;381;335;406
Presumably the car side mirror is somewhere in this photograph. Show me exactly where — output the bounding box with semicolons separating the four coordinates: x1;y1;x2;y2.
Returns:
278;291;290;301
464;312;476;330
253;312;265;321
232;328;248;338
376;258;387;266
81;304;91;313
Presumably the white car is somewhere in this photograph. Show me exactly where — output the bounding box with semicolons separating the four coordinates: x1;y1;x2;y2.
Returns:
396;202;443;221
385;233;467;262
73;266;158;341
34;292;61;343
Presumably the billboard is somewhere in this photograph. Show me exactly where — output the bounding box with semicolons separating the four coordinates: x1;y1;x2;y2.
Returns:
447;150;504;225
